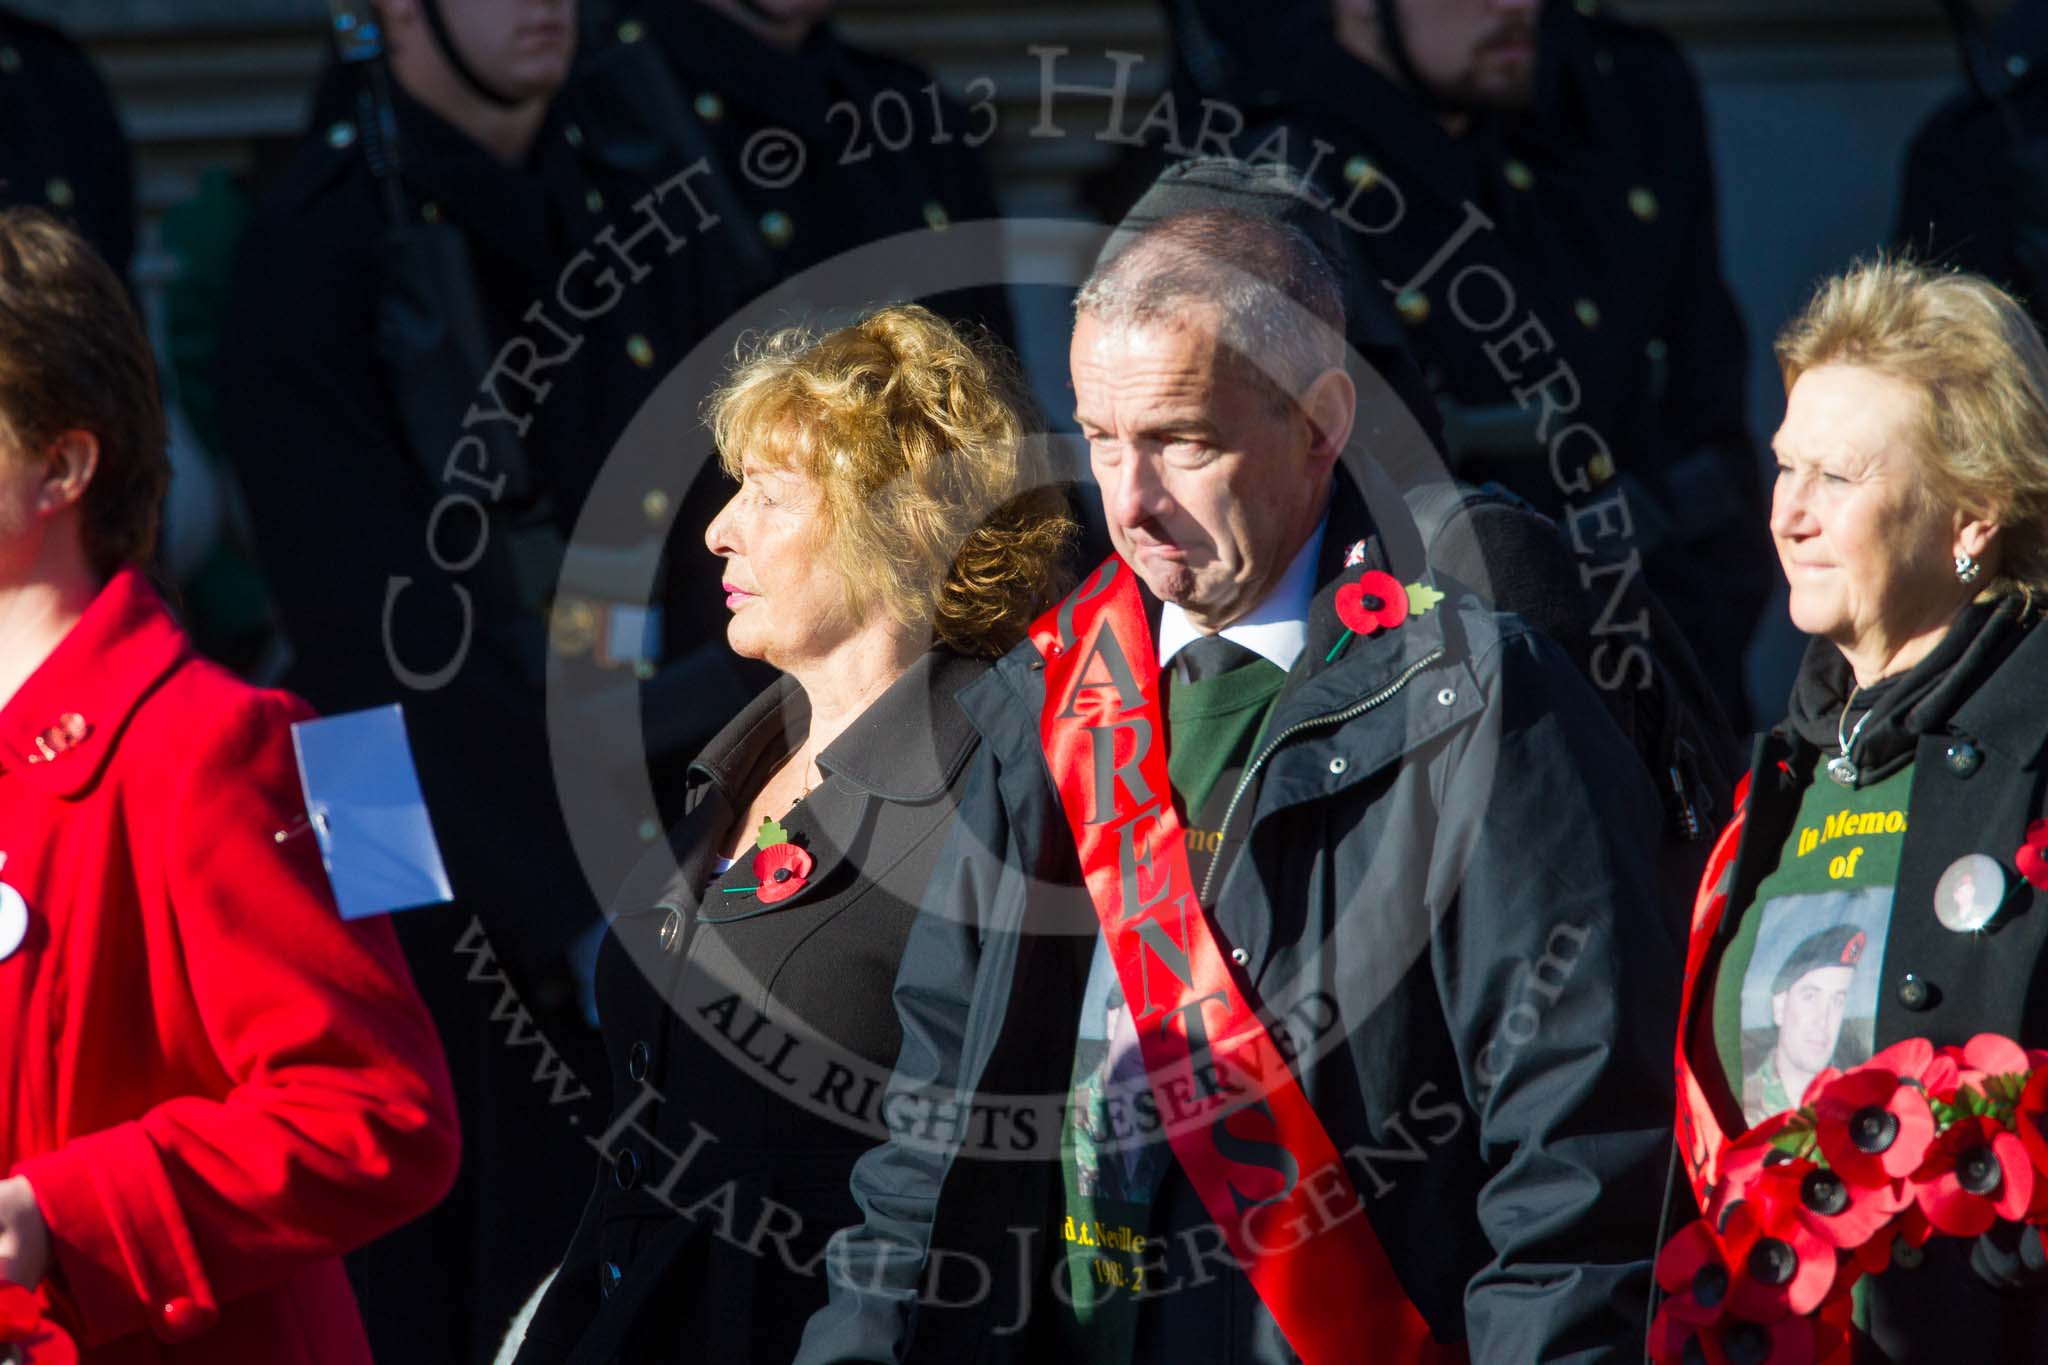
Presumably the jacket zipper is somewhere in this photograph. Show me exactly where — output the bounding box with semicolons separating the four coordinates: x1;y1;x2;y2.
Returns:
1199;645;1449;907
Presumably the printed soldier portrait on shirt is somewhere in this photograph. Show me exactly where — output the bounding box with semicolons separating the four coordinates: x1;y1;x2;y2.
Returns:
1738;910;1887;1124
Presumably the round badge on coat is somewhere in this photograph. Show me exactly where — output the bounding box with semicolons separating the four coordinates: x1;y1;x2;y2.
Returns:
0;881;26;961
1934;854;2007;933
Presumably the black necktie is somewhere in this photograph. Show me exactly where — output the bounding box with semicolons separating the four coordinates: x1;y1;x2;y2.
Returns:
1174;634;1263;683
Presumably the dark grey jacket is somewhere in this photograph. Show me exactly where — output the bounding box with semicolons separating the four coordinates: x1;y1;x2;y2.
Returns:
796;500;1685;1365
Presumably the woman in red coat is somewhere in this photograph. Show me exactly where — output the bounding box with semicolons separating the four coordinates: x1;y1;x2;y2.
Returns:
0;209;460;1361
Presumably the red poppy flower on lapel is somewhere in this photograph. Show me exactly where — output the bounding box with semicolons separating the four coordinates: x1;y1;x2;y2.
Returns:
1912;1114;2034;1236
1723;1193;1839;1320
2018;819;2048;891
1812;1066;1937;1189
1655;1219;1734;1326
1334;570;1408;637
0;1284;78;1365
751;842;814;905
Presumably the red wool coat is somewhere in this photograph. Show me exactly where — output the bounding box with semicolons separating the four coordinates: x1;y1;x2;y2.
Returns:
0;570;461;1363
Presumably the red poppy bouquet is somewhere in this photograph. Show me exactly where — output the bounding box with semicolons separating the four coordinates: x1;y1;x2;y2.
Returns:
1652;1034;2048;1364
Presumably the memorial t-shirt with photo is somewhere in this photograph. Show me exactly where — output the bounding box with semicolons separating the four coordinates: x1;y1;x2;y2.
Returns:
1713;764;1913;1125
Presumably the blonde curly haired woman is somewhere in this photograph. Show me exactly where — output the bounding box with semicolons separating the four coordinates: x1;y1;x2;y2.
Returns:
510;304;1073;1365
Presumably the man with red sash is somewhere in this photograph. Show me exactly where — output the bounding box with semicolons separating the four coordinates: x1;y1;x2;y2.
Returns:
795;199;1681;1363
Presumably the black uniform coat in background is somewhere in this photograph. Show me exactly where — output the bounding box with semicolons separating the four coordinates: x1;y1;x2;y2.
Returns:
0;8;132;279
1898;86;2048;311
612;0;1016;344
1689;609;2048;1360
796;472;1685;1364
514;648;990;1365
1896;0;2048;333
1225;0;1769;726
214;77;767;1365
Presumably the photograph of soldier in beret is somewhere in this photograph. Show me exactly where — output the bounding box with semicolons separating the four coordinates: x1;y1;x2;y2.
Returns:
1739;917;1883;1124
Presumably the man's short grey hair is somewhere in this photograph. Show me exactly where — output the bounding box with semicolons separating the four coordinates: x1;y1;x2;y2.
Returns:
1074;206;1348;411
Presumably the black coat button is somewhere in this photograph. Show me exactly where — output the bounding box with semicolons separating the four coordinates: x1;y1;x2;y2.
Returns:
627;1041;650;1082
600;1261;622;1297
615;1146;642;1190
1897;974;1933;1011
1946;741;1983;777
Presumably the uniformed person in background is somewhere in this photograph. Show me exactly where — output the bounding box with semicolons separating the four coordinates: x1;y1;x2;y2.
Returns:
0;7;133;281
594;0;1015;346
1898;0;2048;328
213;1;771;1361
1176;0;1770;728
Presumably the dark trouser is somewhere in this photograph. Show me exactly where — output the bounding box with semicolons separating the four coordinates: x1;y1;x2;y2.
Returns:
347;904;610;1365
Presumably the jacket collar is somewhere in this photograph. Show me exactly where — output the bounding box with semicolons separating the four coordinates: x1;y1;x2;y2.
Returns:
690;647;986;806
817;649;987;801
1949;609;2048;767
0;569;188;798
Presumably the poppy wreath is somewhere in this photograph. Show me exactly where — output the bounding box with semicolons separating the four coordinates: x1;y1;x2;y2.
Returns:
1651;1034;2048;1363
0;1284;78;1365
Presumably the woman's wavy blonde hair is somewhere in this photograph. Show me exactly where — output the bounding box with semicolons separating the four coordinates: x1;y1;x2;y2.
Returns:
1776;258;2048;601
708;304;1075;658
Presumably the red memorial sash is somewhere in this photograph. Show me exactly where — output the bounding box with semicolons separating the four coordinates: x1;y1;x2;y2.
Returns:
1032;557;1461;1364
1673;773;1754;1210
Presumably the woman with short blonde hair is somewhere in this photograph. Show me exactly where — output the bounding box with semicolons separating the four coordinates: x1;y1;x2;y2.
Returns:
1663;260;2048;1361
515;304;1073;1365
1775;258;2048;603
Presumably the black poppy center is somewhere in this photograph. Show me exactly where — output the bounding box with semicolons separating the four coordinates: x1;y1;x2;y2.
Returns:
1801;1169;1849;1216
1746;1237;1798;1287
773;867;793;883
1723;1322;1772;1365
1691;1262;1728;1309
1851;1105;1900;1154
1359;594;1385;612
1958;1147;2003;1196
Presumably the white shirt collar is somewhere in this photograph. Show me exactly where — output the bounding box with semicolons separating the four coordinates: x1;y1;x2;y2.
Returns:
1157;518;1328;676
